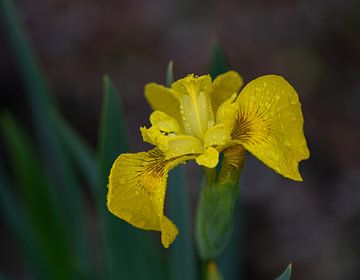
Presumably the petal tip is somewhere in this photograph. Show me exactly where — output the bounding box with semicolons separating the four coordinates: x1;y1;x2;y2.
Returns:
161;217;179;248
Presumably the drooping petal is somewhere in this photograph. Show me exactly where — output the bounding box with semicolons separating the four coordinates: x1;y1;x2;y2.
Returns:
210;71;243;112
145;83;182;124
107;148;193;248
231;75;310;181
172;74;215;138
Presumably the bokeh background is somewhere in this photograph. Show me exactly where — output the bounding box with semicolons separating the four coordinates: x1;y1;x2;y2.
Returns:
1;0;360;279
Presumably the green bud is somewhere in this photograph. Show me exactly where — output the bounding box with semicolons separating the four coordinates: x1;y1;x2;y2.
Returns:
196;145;245;260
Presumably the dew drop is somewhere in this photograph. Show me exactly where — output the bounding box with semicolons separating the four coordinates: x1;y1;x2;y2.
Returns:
284;139;291;146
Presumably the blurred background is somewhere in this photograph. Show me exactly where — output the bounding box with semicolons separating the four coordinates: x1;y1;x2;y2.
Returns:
1;0;360;279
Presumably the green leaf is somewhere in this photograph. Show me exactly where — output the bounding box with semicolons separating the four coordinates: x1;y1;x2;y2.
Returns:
0;162;51;279
275;264;292;280
217;201;243;280
0;113;75;279
210;41;229;79
0;0;94;276
97;76;166;280
168;167;197;280
98;76;129;183
166;60;174;87
55;114;98;190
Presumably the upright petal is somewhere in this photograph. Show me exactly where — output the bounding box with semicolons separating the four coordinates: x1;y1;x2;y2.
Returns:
172;74;214;139
145;83;182;124
211;71;243;112
231;75;309;181
107;148;193;247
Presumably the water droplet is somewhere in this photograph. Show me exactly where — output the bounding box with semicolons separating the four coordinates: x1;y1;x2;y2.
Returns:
275;95;280;100
284;139;291;146
135;190;139;195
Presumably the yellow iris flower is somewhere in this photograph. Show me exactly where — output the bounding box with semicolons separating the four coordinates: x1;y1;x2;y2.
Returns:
107;71;309;248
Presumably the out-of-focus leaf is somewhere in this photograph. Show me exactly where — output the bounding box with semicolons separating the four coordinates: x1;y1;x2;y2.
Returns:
98;76;166;280
168;167;197;280
275;264;292;280
0;113;74;279
0;0;93;276
218;201;243;280
98;76;129;183
0;162;50;279
0;272;10;280
55;114;98;189
165;61;197;280
166;60;174;87
210;41;229;79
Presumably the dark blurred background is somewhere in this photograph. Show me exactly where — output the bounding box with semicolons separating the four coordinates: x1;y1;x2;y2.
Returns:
1;0;360;279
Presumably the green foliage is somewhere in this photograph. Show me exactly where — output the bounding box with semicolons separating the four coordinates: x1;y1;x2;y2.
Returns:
275;264;292;280
210;41;230;79
0;0;166;279
0;114;74;279
0;0;295;279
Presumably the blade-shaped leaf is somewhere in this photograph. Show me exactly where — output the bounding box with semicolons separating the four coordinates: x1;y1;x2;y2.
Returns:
97;76;166;280
0;113;74;279
217;201;243;280
0;0;94;276
275;264;292;280
168;167;197;280
55;114;98;189
166;61;174;87
165;61;197;280
0;162;51;279
210;41;229;79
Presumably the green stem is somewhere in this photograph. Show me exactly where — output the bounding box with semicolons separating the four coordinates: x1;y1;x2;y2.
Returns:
202;260;223;280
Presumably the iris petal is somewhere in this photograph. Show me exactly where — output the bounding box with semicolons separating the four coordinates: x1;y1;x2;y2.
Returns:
231;75;309;181
107;148;194;248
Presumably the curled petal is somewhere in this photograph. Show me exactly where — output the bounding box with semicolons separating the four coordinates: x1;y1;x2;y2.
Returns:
216;93;238;124
107;148;193;248
196;147;219;168
203;124;229;148
232;75;309;181
145;83;182;124
150;111;181;133
141;126;203;159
